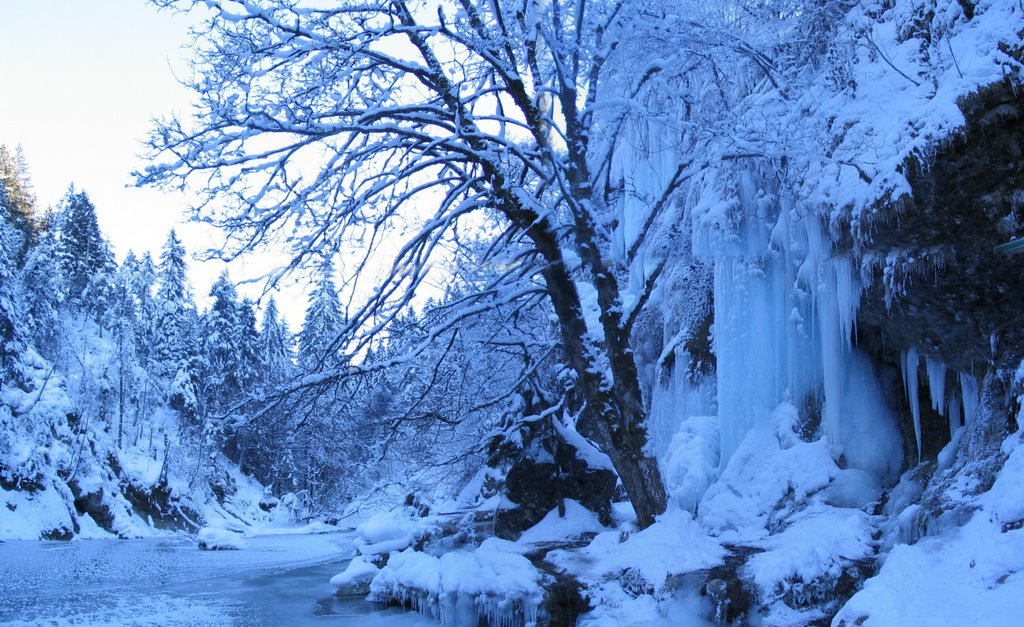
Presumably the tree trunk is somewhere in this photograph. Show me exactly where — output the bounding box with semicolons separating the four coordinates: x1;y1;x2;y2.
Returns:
534;224;668;528
491;168;668;528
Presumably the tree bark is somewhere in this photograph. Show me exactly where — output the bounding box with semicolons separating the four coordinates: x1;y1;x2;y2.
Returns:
540;255;668;529
493;174;668;528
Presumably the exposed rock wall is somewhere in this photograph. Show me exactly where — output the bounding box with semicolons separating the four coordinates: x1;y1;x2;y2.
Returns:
857;78;1024;375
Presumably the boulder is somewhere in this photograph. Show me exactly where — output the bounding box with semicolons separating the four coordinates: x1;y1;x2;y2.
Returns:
493;416;616;540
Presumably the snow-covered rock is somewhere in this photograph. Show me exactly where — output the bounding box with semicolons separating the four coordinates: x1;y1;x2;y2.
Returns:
330;555;380;596
197;525;246;550
369;538;544;627
353;509;434;558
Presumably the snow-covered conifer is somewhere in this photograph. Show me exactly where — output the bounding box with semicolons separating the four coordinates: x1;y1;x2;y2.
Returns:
299;263;346;370
0;144;38;249
202;272;243;413
54;186;112;303
18;225;63;355
259;296;293;385
152;230;197;380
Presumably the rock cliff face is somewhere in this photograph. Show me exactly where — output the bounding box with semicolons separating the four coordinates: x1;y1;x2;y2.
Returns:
858;79;1024;369
854;77;1024;464
847;78;1023;559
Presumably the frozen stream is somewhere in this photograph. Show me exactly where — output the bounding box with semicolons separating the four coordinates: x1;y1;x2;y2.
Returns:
0;532;436;626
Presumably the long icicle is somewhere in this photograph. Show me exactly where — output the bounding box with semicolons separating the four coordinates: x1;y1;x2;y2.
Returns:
902;348;922;463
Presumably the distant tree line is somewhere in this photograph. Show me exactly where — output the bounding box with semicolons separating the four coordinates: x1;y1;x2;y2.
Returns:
2;144;538;515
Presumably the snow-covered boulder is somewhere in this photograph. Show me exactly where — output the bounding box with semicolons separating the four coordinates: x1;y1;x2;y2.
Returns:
330;555;380;596
353;509;434;559
197;525;246;550
369;538;544;627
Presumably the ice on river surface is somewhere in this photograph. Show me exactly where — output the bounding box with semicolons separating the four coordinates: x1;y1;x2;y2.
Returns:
0;533;435;626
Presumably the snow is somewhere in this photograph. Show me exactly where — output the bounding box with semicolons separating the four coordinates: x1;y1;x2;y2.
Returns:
936;427;966;472
578;591;715;627
549;508;724;592
745;505;876;604
331;554;381;588
198;525;247;550
836;513;1024;627
369;538;543;627
517;499;608;545
824;469;882;511
552;417;614;471
836;423;1024;625
354;510;435;557
981;432;1024;526
698;403;838;542
0;483;77;541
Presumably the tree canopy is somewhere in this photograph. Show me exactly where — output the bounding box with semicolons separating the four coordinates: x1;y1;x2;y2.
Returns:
137;0;701;526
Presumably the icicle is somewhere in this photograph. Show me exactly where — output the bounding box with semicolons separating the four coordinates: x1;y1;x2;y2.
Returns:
833;256;861;351
901;348;922;462
925;357;946;416
899;350;908;395
959;373;979;424
948;393;962;440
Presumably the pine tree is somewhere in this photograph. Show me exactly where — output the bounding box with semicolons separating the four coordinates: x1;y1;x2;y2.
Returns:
150;231;200;425
202;271;243;413
237;297;261;394
125;252;158;363
259;297;294;385
110;254;146;448
152;230;197;380
54;186;112;303
0;179;24;280
299;263;346;370
156;230;189;303
0;144;38;246
18;227;64;355
0;193;23;371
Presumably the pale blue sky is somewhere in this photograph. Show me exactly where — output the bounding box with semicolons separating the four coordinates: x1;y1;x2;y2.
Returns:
0;1;306;321
0;0;197;253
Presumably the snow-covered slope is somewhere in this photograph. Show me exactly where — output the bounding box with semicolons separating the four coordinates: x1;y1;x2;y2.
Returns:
0;324;290;540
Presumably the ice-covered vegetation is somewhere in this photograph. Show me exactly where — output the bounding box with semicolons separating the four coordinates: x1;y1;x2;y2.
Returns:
4;0;1024;625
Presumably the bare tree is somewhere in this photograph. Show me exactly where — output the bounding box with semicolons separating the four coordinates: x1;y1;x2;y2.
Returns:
139;0;682;527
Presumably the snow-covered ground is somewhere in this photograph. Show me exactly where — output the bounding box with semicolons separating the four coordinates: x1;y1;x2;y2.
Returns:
346;407;1024;626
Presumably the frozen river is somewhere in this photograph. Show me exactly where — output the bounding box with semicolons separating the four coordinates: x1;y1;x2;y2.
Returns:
0;532;436;626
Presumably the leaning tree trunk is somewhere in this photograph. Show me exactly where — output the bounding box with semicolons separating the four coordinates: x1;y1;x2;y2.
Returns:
490;162;668;528
560;111;670;529
517;203;666;528
538;257;668;529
